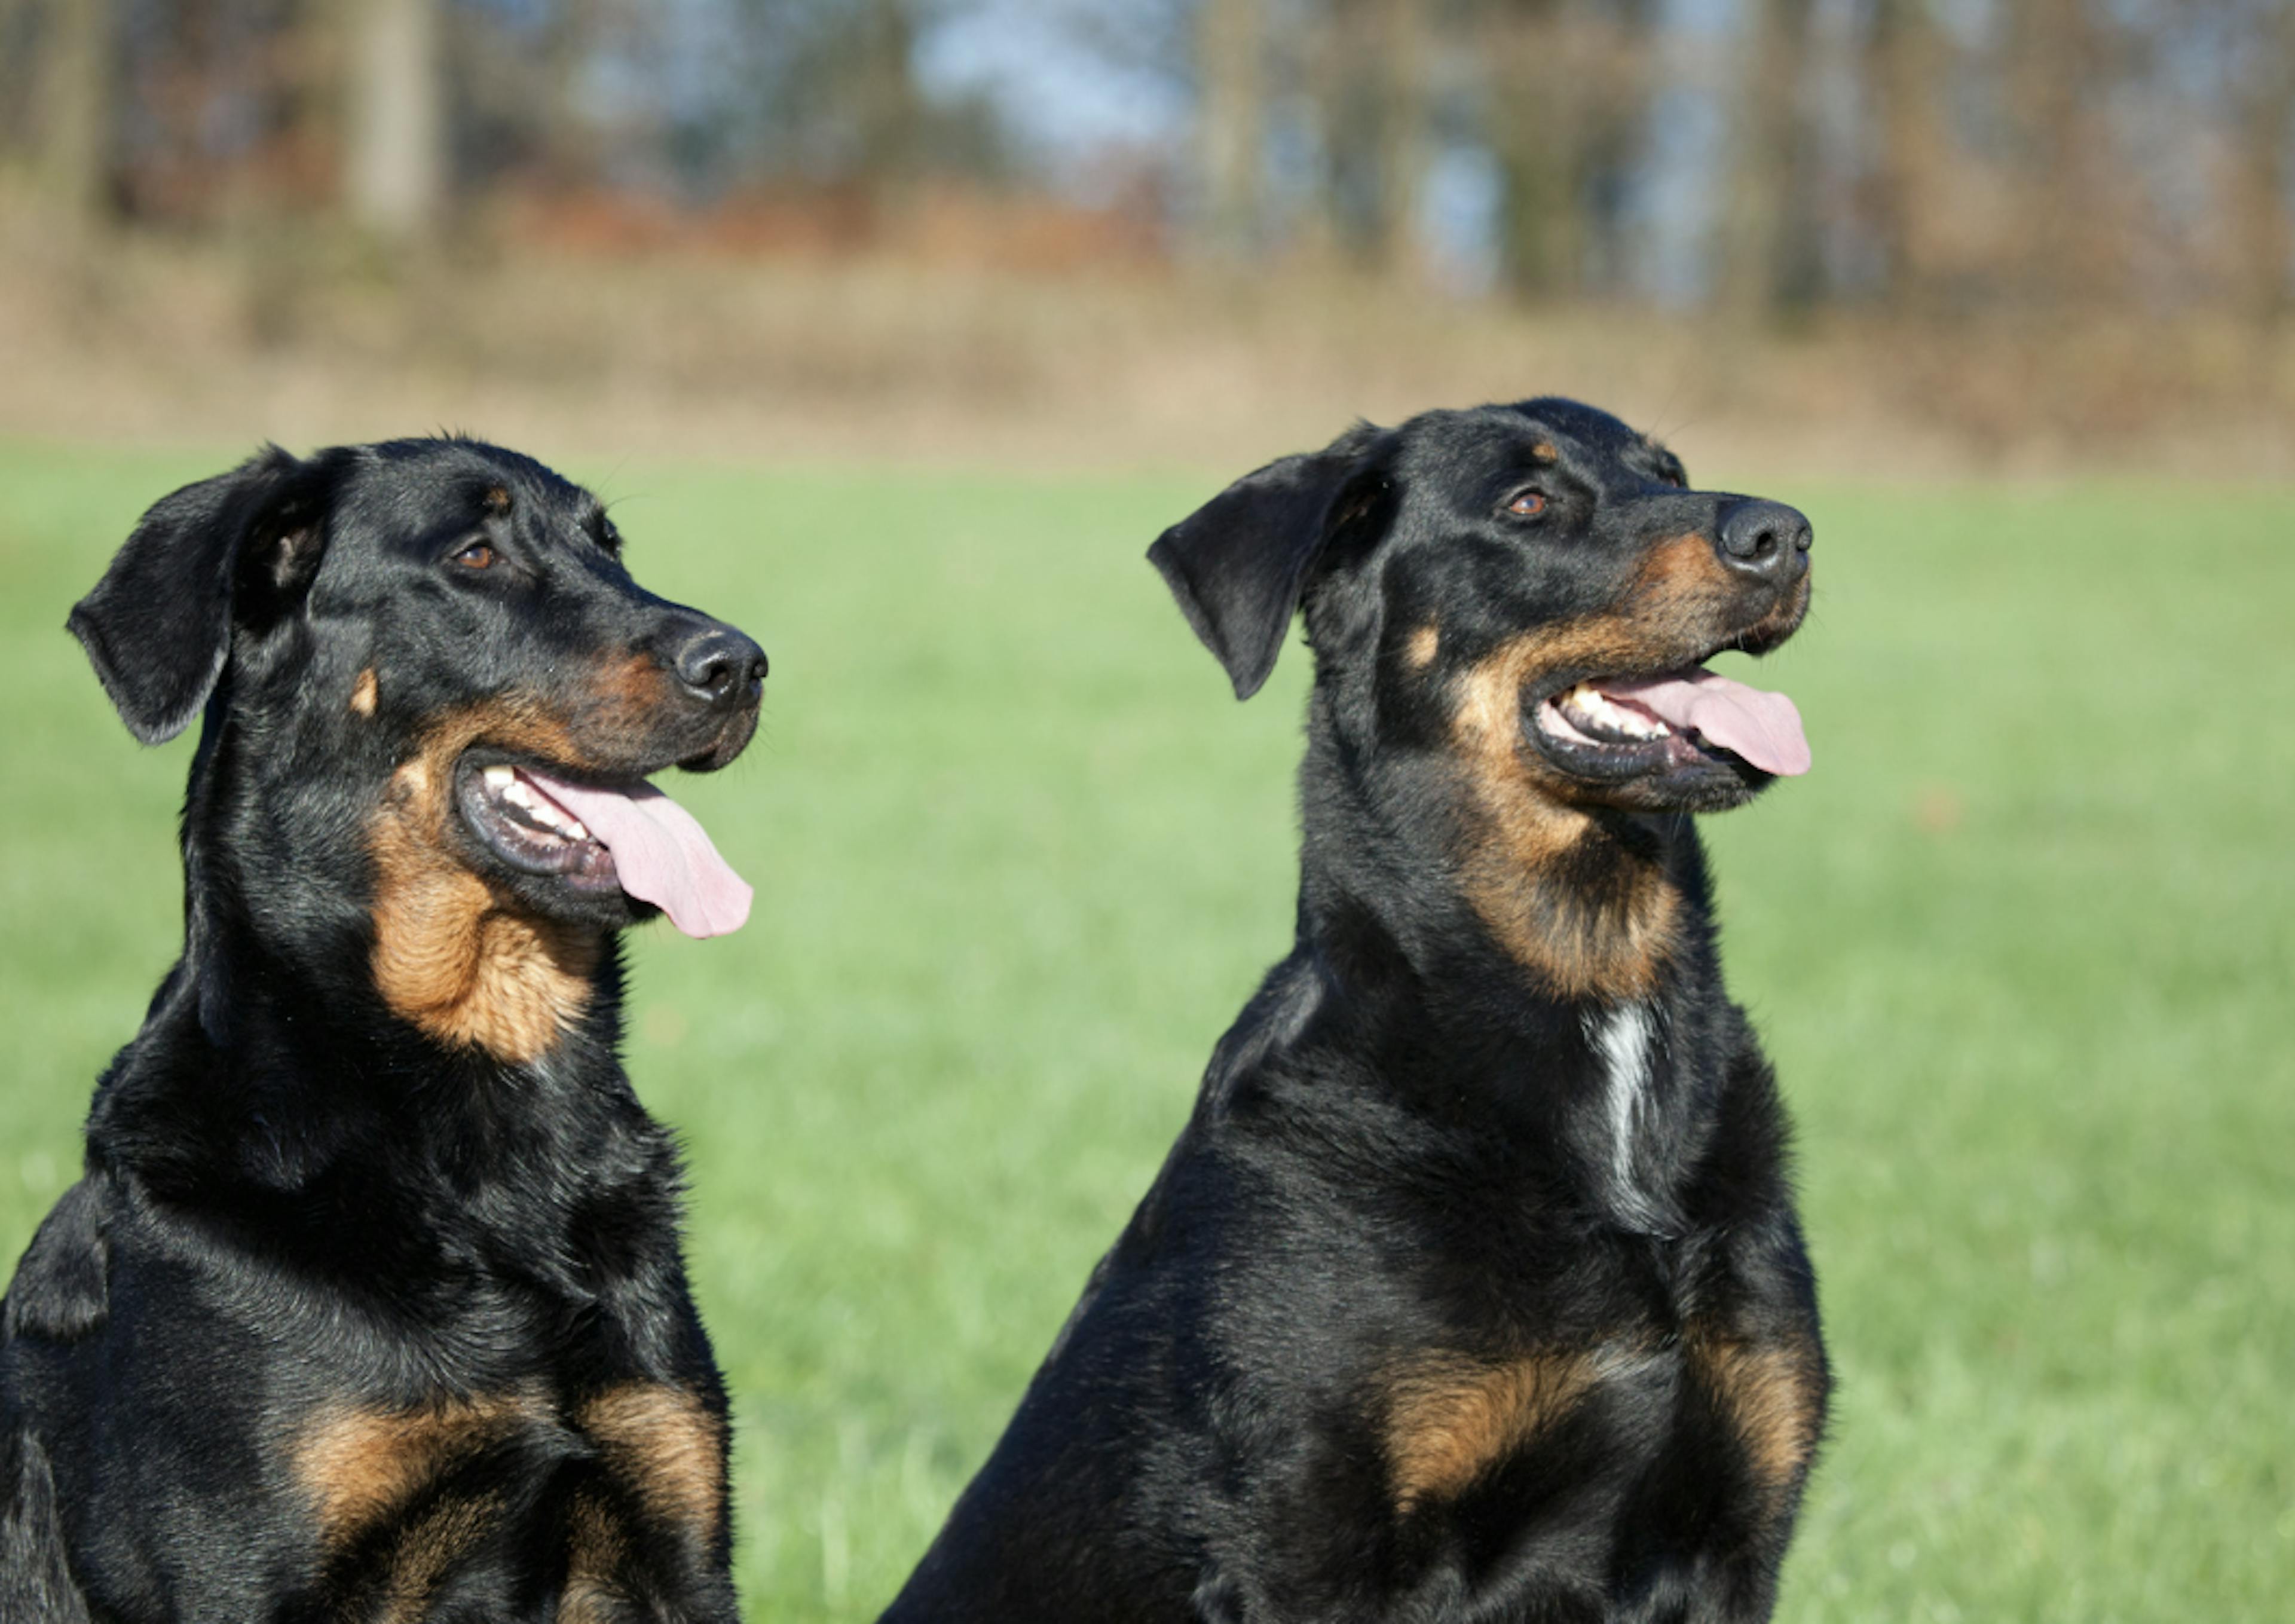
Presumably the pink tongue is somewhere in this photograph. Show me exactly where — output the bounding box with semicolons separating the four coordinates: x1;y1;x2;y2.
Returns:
522;772;752;938
1602;670;1811;777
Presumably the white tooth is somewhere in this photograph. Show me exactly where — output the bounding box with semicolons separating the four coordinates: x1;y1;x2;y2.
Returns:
502;780;537;811
483;765;514;788
523;795;586;840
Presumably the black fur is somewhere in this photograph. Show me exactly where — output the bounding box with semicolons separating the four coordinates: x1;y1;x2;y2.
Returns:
2;439;767;1620
885;399;1829;1623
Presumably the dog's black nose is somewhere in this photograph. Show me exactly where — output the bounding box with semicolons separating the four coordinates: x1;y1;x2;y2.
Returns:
672;625;768;708
1715;499;1812;585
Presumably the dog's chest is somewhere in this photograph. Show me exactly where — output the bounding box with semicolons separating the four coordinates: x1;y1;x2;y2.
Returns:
289;1379;724;1605
1375;1003;1822;1552
1581;1002;1666;1227
1379;1314;1823;1544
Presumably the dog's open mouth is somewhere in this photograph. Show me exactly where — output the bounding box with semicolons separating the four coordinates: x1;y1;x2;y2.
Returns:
455;759;752;937
1531;668;1810;779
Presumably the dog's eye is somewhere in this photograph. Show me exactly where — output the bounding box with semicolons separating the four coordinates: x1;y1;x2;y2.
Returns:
454;542;495;570
1507;491;1547;517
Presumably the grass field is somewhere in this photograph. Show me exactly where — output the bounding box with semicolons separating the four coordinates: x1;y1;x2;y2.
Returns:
2;442;2290;1620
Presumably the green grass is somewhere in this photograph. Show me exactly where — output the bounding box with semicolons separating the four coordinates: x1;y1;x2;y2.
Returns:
2;444;2289;1620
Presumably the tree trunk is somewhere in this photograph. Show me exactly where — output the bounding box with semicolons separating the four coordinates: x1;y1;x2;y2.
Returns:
2008;0;2106;307
1197;0;1266;260
2236;0;2294;323
37;0;112;226
1363;0;1427;277
347;0;445;239
1485;0;1580;299
1572;0;1656;295
1718;0;1818;320
541;0;601;194
1868;0;1943;312
854;0;921;207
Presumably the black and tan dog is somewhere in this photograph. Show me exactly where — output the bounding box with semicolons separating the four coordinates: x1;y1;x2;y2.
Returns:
885;399;1827;1623
1;439;764;1620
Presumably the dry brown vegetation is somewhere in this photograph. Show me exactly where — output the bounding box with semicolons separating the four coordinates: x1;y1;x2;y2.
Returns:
7;204;2291;479
7;0;2291;476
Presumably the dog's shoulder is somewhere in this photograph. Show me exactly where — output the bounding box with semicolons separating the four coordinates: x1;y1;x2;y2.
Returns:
1;1179;111;1347
0;1426;96;1624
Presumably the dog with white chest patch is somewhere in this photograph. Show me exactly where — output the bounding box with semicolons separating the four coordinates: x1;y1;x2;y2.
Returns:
883;399;1828;1623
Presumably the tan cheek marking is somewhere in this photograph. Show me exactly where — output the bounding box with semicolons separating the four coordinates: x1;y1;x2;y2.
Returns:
580;1384;726;1543
1437;533;1753;996
571;654;681;756
1694;1335;1824;1497
1450;637;1680;999
351;668;379;717
367;702;611;1063
1633;532;1740;627
1384;1351;1599;1514
293;1391;544;1549
1404;624;1441;669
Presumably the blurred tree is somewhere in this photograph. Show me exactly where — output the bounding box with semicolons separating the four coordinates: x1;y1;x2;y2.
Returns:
2008;0;2113;308
1480;0;1654;301
850;0;923;189
0;0;2285;334
348;0;445;238
1309;0;1427;274
540;0;601;191
1197;0;1266;258
1865;0;1945;310
661;0;1006;212
2232;0;2295;321
34;0;115;227
1718;0;1820;320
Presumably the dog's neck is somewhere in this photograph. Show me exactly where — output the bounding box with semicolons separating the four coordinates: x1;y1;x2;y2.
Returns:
88;742;631;1213
1295;679;1705;1001
1286;694;1725;1232
168;712;620;1069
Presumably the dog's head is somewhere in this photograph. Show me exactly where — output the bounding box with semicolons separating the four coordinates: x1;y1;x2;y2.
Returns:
1150;399;1812;995
71;438;766;1059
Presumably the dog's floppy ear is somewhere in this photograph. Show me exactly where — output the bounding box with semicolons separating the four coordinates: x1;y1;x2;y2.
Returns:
68;445;337;744
1147;423;1390;700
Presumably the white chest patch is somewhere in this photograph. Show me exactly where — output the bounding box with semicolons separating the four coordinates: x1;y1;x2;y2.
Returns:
1584;1004;1660;1224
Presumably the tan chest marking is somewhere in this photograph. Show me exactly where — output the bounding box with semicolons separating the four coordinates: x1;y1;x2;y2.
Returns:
367;1491;509;1624
293;1390;548;1550
366;703;607;1063
1382;1351;1599;1514
295;1382;722;1612
1691;1334;1825;1496
577;1383;727;1543
560;1487;634;1622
